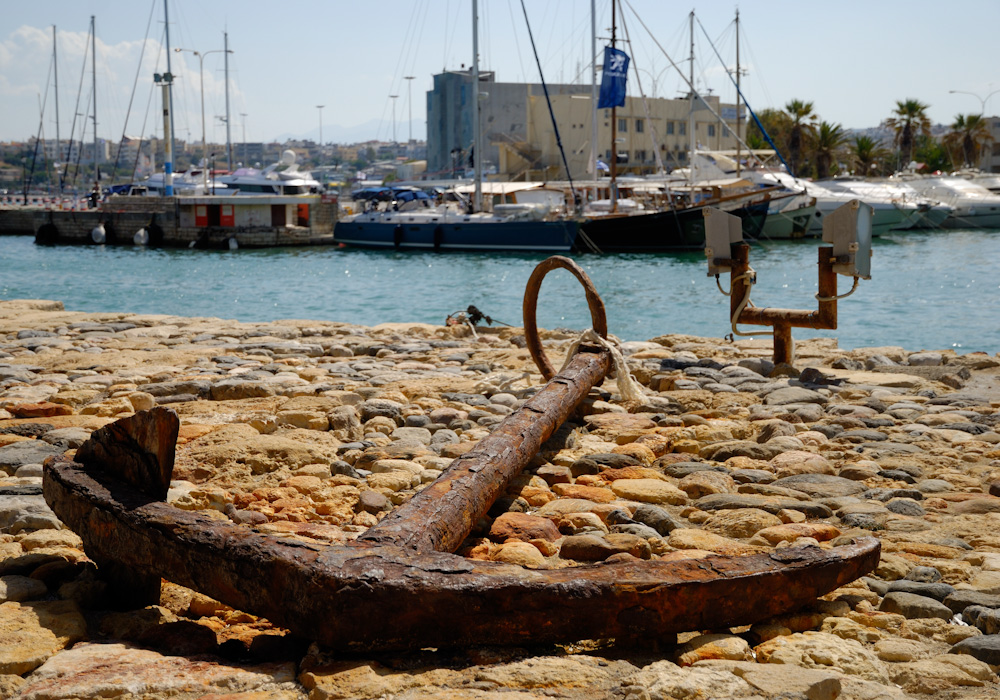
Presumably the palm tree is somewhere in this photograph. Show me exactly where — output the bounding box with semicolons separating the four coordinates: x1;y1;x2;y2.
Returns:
785;99;817;177
813;122;849;179
943;114;993;169
886;99;931;169
850;135;890;176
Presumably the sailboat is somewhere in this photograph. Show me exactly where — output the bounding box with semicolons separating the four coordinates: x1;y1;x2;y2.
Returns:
573;6;773;253
333;0;578;253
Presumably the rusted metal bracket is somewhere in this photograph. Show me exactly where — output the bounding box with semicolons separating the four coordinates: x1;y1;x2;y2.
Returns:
41;256;880;651
730;242;839;366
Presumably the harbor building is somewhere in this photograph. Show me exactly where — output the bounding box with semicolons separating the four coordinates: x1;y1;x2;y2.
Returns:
425;68;743;181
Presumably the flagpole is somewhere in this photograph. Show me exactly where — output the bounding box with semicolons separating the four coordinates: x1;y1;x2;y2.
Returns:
610;0;617;214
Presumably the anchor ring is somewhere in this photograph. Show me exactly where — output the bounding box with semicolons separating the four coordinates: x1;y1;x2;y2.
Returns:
522;255;608;381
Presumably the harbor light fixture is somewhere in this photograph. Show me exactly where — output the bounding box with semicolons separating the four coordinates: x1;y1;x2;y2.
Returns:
404;76;415;152
316;105;324;165
174;46;234;190
389;95;399;145
949;88;1000;116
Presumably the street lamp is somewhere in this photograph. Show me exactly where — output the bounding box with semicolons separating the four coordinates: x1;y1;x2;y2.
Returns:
240;112;247;165
949;89;1000;116
389;95;399;145
404;76;415;154
174;46;234;191
316;105;324;166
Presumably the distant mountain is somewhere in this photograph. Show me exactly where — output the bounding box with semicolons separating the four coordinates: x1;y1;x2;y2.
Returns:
272;119;424;145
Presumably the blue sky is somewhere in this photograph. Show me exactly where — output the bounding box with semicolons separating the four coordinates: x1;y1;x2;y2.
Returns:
1;0;998;146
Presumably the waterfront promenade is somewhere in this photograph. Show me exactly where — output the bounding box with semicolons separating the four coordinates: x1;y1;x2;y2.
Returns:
1;298;999;698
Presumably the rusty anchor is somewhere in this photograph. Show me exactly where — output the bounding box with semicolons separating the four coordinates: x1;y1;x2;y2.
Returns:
42;256;880;651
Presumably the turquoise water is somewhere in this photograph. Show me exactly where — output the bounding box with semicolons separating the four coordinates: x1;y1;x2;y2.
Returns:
2;231;999;354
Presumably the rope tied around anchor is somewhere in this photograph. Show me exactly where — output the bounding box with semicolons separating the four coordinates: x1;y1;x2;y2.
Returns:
559;328;647;406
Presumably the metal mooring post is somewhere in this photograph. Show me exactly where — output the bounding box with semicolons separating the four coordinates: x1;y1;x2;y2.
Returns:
729;243;839;365
707;200;873;367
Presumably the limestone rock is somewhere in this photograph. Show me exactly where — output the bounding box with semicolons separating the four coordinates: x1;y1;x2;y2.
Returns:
19;642;300;698
754;630;890;682
610;478;688;506
0;600;87;675
628;660;756;699
702;508;781;539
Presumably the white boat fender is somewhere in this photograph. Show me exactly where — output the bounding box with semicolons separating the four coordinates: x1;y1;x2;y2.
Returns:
91;224;106;244
134;228;149;246
228;237;239;251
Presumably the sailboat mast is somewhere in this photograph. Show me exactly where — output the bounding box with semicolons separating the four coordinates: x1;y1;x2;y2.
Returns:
472;0;482;212
225;31;232;171
735;9;741;177
590;0;597;189
53;25;61;193
609;0;617;213
91;16;98;191
164;0;175;195
687;10;695;186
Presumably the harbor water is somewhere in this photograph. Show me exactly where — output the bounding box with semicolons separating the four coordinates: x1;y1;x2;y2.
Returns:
2;230;998;354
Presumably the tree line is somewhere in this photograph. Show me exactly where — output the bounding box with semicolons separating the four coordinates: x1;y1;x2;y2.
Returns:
746;99;995;179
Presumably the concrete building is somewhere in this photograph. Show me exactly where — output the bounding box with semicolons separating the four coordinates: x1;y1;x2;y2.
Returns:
425;68;743;181
981;116;1000;172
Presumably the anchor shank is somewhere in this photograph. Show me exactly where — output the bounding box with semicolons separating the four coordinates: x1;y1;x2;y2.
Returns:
359;349;611;553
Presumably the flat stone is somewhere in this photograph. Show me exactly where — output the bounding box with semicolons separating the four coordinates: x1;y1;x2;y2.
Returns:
963;606;1000;634
951;635;1000;667
676;634;753;666
629;503;683;536
696;493;833;519
699;440;777;461
0;600;87;675
0;575;48;603
888;657;995;694
879;591;954;620
754;630;889;682
609;478;687;505
489;512;561;543
0;441;65;474
944;590;1000;614
19;641;298;698
764;387;828;405
703;508;781;539
722;661;842;700
772;473;865;498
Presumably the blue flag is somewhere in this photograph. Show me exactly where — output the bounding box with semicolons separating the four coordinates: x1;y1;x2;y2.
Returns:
598;47;629;109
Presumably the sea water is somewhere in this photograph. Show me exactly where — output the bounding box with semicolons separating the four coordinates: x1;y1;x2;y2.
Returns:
2;230;999;354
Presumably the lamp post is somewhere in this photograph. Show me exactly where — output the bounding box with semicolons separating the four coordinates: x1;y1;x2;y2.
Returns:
316;105;324;166
240;112;247;165
404;76;414;155
174;46;233;191
949;89;1000;116
389;95;399;146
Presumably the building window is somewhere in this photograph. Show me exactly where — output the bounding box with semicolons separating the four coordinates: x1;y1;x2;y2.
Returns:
635;119;644;133
666;122;674;135
708;124;716;137
605;149;612;160
636;149;647;162
618;118;628;133
679;122;687;136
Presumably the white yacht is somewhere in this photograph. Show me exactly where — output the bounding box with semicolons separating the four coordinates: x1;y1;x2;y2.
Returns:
817;178;952;230
219;150;321;196
134;169;231;196
896;175;1000;228
749;171;907;237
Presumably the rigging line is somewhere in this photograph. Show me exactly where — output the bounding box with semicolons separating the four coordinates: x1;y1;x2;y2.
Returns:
505;0;528;83
694;15;793;176
618;8;665;174
518;0;579;210
27;52;56;199
70;87;93;190
131;30;162;184
624;1;762;173
111;0;157;185
66;21;92;170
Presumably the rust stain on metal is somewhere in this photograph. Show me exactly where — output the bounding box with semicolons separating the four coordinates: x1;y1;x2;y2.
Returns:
41;255;881;651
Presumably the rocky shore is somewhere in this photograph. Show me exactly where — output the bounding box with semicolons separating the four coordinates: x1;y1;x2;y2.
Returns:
2;297;1000;699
